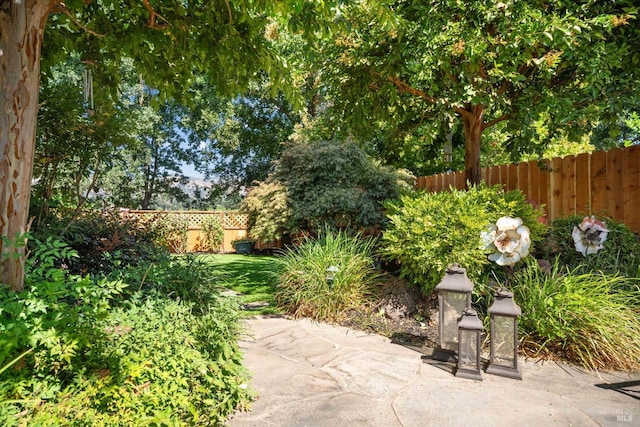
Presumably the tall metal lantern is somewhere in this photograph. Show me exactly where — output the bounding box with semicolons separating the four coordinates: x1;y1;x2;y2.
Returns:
486;289;523;380
433;264;474;361
455;308;484;381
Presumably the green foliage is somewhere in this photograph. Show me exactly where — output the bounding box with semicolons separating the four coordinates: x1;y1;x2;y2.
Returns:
199;216;224;253
0;239;126;412
307;0;640;175
382;184;546;294
275;229;380;322
30;208;169;277
152;214;190;254
16;295;250;426
539;214;640;282
243;140;412;241
1;242;250;425
511;259;640;372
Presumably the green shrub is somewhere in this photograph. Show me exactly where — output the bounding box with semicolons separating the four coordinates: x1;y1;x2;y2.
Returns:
242;140;413;241
275;229;380;322
1;239;250;426
0;239;127;422
153;214;190;254
382;184;546;294
18;295;251;426
539;214;640;282
200;215;224;252
110;254;225;311
511;258;640;372
29;208;169;277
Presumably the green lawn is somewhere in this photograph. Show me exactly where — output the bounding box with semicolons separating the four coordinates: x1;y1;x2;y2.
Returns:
198;254;282;315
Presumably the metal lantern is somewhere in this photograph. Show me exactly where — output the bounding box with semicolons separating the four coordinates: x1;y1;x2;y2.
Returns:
486;289;523;380
455;308;484;381
433;264;474;361
326;266;339;290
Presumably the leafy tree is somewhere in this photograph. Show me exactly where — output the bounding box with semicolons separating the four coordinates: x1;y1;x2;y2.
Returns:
2;0;392;290
242;140;413;241
591;107;640;150
180;78;297;205
32;58;135;225
311;0;640;183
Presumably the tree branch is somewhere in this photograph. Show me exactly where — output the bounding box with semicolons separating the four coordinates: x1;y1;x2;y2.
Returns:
225;0;233;25
52;2;105;37
142;0;170;29
386;75;436;103
454;106;473;121
482;113;510;130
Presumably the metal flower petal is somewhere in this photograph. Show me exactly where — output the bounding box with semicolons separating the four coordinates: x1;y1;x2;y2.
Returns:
482;216;531;267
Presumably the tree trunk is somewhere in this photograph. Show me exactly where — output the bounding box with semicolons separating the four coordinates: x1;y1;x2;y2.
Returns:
460;104;485;187
0;1;52;291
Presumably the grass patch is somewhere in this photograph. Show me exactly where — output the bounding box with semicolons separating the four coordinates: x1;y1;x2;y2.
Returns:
197;254;282;316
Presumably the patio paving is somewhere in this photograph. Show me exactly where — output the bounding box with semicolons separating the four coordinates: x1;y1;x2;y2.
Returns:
228;316;639;427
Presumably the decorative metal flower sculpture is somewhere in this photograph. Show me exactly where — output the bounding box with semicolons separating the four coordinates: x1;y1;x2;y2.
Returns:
572;216;609;256
482;217;531;267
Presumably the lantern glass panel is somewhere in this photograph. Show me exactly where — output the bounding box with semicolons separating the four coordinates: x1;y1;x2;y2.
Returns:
492;315;515;366
441;291;468;351
458;329;478;368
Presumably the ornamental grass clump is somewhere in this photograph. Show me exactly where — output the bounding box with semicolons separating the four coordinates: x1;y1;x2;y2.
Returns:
275;229;380;322
511;258;640;372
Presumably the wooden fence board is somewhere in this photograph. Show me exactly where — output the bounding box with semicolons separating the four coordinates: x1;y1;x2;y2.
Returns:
550;157;564;220
527;160;540;205
607;148;625;220
506;164;517;192
562;155;576;216
490;165;501;188
539;159;551;220
622;145;640;232
575;153;590;215
518;162;529;200
590;150;607;216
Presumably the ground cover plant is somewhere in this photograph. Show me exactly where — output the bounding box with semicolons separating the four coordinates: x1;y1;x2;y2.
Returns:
275;229;381;322
0;238;251;426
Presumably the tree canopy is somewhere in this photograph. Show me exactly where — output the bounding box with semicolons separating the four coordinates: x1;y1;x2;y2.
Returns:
1;0;392;290
310;0;640;182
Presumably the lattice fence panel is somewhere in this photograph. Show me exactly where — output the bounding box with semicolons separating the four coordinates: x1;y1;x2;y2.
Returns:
124;210;248;230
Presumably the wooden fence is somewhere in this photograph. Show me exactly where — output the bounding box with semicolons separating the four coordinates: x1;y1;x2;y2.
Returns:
415;145;640;234
122;210;261;253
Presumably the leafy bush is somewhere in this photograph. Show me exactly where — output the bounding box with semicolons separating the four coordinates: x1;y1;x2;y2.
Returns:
18;295;251;426
1;239;251;426
29;208;169;277
110;254;225;311
382;184;546;294
152;213;190;254
199;215;224;252
0;239;127;422
511;259;640;372
538;214;640;282
242;140;413;241
275;229;380;322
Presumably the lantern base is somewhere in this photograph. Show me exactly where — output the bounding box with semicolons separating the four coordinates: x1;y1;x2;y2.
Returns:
455;367;483;381
431;348;457;363
486;363;522;380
